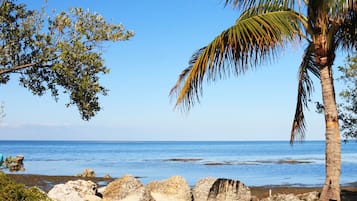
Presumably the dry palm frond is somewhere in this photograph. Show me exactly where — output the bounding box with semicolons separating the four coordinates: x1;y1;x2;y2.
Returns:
290;42;320;143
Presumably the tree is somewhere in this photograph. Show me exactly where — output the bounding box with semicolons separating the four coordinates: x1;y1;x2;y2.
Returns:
0;0;134;120
170;1;357;200
338;54;357;140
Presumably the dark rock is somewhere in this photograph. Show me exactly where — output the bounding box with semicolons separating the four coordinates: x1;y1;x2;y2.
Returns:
204;162;231;166
207;178;251;201
164;158;203;162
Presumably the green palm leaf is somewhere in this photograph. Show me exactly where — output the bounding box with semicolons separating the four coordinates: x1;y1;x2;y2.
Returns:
224;0;296;10
171;4;304;110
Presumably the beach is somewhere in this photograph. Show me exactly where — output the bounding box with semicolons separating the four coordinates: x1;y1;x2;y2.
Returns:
6;173;357;200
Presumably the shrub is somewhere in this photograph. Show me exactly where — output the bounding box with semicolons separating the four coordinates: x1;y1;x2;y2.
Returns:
0;173;51;201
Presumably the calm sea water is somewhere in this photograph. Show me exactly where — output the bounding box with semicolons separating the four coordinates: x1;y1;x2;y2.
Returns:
0;141;356;186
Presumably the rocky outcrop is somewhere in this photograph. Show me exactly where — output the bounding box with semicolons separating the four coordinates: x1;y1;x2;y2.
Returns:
102;174;148;201
207;178;251;201
146;176;191;201
46;176;320;201
48;179;101;201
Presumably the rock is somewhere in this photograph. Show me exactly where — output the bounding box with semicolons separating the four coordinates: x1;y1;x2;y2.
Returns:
15;155;24;164
146;176;191;201
98;186;107;195
297;191;319;201
5;155;25;172
259;191;319;201
164;158;203;162
192;177;216;201
85;194;103;201
48;184;83;201
260;193;301;201
104;174;112;179
81;168;96;177
66;180;99;197
207;178;251;201
102;174;147;201
48;180;100;201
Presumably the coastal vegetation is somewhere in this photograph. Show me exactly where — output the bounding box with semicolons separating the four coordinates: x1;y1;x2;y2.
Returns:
338;54;357;140
0;173;51;201
0;0;133;120
170;1;357;200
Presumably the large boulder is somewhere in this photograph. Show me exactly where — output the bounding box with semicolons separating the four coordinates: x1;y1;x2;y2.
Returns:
207;178;251;201
48;184;83;201
48;179;101;201
102;174;148;201
146;176;191;201
192;177;216;201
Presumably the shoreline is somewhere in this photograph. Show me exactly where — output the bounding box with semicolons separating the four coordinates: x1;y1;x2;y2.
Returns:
6;173;357;200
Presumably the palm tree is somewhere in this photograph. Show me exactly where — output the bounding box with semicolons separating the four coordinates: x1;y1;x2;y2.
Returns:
170;1;357;200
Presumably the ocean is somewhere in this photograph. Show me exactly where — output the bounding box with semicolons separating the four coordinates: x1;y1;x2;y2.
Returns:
0;140;356;187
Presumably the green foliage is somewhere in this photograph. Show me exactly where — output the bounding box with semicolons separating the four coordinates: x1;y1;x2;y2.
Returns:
170;1;305;111
338;54;357;140
0;173;51;201
0;0;134;120
170;0;357;143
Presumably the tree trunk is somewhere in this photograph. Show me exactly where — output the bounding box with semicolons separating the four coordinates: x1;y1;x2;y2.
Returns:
318;65;341;201
313;33;341;201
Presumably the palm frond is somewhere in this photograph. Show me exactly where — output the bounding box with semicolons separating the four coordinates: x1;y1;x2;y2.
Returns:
336;2;357;50
290;42;320;144
170;47;206;98
224;0;298;10
171;5;304;111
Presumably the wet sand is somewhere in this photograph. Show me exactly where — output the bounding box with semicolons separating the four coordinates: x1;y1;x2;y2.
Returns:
6;173;357;200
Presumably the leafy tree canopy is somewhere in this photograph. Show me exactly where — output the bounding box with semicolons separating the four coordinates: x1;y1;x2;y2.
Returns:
338;54;357;140
0;0;134;120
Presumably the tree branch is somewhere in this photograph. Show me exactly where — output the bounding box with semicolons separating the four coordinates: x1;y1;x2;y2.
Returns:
1;0;7;7
0;63;36;75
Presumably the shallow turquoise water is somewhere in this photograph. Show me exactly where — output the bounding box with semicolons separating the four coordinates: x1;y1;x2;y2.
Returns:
0;140;356;186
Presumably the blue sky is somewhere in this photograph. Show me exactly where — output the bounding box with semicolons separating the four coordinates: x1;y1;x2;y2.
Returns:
0;0;347;140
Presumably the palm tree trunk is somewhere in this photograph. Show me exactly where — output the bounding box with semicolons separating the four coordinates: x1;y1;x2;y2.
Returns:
313;32;341;201
318;64;341;201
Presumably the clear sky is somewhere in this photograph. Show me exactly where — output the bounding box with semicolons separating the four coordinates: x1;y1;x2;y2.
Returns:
0;0;347;140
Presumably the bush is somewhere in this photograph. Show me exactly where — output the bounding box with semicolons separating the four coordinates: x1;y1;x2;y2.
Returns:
0;173;51;201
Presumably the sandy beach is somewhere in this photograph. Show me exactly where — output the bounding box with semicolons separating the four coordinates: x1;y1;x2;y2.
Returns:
6;173;357;200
